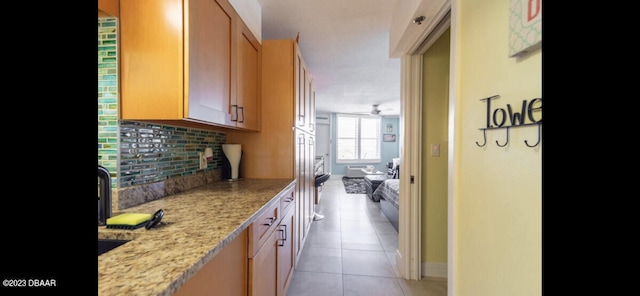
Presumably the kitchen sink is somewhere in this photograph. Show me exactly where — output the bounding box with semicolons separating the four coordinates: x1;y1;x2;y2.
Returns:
98;239;130;256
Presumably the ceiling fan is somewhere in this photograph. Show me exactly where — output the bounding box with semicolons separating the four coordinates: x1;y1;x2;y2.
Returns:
352;104;394;116
370;104;382;116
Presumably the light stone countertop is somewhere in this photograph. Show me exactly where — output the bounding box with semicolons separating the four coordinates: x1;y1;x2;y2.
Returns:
98;178;296;296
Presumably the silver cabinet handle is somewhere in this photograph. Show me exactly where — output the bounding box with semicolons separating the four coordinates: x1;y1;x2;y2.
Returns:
238;106;244;123
231;105;238;122
278;224;287;247
263;217;276;226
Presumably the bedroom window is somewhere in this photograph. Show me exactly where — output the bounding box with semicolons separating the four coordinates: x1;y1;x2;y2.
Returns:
336;114;381;163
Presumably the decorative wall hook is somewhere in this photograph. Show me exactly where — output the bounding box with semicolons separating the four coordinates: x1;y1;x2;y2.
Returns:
496;127;509;147
475;95;542;149
475;129;487;147
524;122;541;147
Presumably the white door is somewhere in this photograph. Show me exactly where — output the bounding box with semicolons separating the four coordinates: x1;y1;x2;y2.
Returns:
315;123;331;174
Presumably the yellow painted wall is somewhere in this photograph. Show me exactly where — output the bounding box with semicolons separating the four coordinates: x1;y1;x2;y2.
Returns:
452;0;542;295
421;28;450;265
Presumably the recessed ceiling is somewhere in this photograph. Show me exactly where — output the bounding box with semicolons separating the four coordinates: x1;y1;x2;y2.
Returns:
258;0;401;117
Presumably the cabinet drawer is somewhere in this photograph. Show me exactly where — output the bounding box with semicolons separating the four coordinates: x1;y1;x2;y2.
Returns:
279;186;295;216
248;201;280;257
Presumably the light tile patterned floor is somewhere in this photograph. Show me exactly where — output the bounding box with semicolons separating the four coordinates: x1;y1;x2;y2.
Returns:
286;175;447;296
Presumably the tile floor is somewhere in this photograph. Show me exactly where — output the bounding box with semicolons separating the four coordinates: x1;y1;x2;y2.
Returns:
286;175;447;296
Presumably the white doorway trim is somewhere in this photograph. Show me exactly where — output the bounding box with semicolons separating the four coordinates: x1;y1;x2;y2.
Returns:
396;1;452;284
397;53;423;280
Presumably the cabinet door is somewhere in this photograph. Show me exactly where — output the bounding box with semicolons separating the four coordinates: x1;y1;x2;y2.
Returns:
186;0;234;125
120;0;185;120
235;19;261;131
295;46;307;129
98;0;118;17
295;131;305;257
304;71;314;133
277;207;295;296
249;229;278;296
295;49;315;133
305;134;315;233
173;230;248;296
309;86;316;133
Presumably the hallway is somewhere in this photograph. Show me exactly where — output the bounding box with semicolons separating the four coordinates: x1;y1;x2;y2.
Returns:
286;175;447;296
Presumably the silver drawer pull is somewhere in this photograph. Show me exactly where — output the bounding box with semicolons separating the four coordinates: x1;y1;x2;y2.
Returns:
263;217;276;226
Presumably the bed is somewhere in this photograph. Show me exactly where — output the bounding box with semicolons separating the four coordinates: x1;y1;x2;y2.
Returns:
372;178;400;232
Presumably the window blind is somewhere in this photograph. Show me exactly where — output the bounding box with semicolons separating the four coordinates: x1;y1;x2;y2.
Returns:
337;114;381;162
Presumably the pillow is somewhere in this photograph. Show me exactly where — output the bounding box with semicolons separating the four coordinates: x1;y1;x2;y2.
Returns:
392;165;400;179
391;158;400;170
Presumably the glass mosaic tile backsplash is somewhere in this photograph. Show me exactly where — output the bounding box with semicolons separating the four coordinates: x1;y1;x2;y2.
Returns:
119;121;226;188
98;17;119;188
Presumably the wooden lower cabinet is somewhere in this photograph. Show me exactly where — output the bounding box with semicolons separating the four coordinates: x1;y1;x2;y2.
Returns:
173;185;296;296
173;230;248;296
249;186;296;296
248;200;280;296
277;206;295;296
249;227;279;296
119;0;261;131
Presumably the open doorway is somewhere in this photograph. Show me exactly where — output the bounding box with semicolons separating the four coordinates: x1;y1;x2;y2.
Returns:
397;10;451;281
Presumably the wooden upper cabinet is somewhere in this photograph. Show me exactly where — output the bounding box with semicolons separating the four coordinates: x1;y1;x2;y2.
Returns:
235;19;261;131
307;73;315;133
120;0;260;131
98;0;118;17
294;49;305;129
186;0;235;126
120;0;184;121
294;46;314;133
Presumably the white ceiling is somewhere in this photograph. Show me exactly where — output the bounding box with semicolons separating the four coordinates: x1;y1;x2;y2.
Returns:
258;0;401;117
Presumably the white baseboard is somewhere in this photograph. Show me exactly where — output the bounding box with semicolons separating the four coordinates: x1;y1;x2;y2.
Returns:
422;262;447;279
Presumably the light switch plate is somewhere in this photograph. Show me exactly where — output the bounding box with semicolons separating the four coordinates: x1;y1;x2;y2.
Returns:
431;144;440;157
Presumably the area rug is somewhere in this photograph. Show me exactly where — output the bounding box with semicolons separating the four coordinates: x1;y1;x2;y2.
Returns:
342;177;366;194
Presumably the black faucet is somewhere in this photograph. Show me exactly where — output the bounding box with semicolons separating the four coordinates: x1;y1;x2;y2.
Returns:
98;165;112;226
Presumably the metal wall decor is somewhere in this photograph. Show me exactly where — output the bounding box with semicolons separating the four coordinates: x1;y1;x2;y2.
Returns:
475;95;542;148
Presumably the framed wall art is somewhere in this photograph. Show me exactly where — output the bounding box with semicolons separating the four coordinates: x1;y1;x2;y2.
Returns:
383;134;396;142
509;0;542;57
